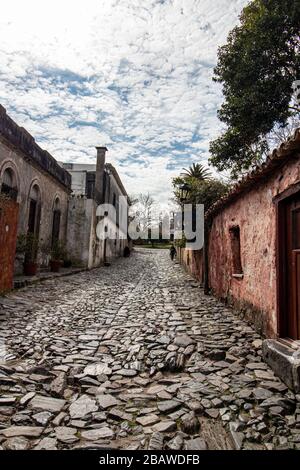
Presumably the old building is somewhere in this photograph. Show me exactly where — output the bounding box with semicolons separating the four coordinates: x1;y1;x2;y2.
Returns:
178;129;300;390
61;148;129;269
0;105;71;281
206;129;300;340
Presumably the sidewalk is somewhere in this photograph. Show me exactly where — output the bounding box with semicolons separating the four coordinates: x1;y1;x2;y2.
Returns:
14;267;86;289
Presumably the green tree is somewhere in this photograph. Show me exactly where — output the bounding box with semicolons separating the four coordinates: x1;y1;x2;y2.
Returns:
173;175;229;213
181;163;211;181
210;0;300;176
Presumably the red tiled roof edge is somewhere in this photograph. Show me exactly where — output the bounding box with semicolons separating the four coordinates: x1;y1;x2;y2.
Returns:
206;127;300;219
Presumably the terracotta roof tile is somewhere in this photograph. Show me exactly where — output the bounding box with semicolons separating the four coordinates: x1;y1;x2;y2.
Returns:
206;128;300;219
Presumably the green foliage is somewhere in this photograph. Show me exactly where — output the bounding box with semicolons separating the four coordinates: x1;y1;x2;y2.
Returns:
210;0;300;175
175;234;186;249
173;175;229;213
51;240;67;261
16;233;39;262
181;163;211;180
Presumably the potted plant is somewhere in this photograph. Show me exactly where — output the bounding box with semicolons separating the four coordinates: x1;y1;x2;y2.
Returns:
61;245;72;268
17;233;39;276
50;240;65;272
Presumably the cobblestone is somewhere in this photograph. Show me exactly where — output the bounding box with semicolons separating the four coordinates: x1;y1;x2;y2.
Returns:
0;248;299;450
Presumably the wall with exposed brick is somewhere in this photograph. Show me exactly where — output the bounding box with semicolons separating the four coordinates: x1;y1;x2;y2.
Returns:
208;154;300;338
0;196;19;292
0;138;71;274
178;247;204;284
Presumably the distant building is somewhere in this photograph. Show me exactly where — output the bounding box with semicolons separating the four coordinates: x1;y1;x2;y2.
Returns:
0;105;130;291
61;148;129;268
0;105;71;282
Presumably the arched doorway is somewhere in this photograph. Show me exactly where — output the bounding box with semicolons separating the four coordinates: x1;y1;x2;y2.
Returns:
1;167;18;200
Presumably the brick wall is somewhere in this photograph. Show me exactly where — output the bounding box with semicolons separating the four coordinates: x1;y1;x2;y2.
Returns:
0;196;19;293
208;155;300;338
0;138;70;274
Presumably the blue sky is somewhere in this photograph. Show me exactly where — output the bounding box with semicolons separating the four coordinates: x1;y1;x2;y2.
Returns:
0;0;248;202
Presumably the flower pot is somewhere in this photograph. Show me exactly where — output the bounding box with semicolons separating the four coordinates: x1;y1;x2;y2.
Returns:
23;262;38;276
50;260;61;273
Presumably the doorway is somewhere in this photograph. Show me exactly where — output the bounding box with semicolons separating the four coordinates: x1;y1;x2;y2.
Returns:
278;191;300;340
26;184;41;264
27;184;41;237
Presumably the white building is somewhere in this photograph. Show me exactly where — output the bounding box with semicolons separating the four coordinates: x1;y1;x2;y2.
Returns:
61;147;129;268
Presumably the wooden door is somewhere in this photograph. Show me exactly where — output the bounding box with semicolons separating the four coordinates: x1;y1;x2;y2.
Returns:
285;195;300;339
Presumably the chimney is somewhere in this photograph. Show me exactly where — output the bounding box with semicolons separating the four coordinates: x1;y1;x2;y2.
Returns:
95;146;108;204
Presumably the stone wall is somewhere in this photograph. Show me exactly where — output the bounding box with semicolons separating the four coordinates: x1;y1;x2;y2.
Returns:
178;247;204;284
0;105;71;187
65;157;129;269
66;196;94;267
0;196;19;292
0;138;70;273
208;155;300;338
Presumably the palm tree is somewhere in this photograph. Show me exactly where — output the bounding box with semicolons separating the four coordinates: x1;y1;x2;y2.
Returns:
181;163;211;181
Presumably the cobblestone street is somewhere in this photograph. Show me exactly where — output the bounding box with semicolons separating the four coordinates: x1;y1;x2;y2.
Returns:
0;248;299;451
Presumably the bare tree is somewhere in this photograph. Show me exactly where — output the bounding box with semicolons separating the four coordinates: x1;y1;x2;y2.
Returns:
268;114;300;149
129;193;156;240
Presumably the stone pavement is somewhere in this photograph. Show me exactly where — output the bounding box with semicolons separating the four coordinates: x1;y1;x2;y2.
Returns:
0;248;299;451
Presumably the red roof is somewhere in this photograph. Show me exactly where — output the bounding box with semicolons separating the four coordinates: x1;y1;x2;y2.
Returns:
207;128;300;219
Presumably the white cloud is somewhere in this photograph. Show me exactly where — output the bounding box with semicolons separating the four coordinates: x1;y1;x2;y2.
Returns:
0;0;248;201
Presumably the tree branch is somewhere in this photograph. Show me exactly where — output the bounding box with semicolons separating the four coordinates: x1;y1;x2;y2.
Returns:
288;105;300;112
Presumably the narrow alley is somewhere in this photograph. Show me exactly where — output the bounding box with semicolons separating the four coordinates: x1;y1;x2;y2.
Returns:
0;249;299;450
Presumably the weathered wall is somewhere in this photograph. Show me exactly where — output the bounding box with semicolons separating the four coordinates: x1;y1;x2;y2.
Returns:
88;204;128;268
0;138;70;272
178;247;204;284
0;105;71;188
66;195;93;267
0;196;19;292
61;163;96;195
208;155;300;338
65;158;129;269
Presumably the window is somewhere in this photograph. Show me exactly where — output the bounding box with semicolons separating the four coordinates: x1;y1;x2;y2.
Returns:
86;173;95;199
112;193;116;207
229;226;243;276
28;184;41;236
1;168;18;200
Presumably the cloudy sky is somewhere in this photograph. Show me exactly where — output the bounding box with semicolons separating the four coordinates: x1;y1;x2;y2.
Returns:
0;0;248;201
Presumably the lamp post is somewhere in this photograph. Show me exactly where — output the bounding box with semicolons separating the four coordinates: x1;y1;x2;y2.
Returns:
177;183;190;250
179;182;190;204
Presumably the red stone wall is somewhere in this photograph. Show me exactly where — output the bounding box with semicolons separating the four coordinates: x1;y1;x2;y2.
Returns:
178;247;204;284
0;197;19;293
208;154;300;338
